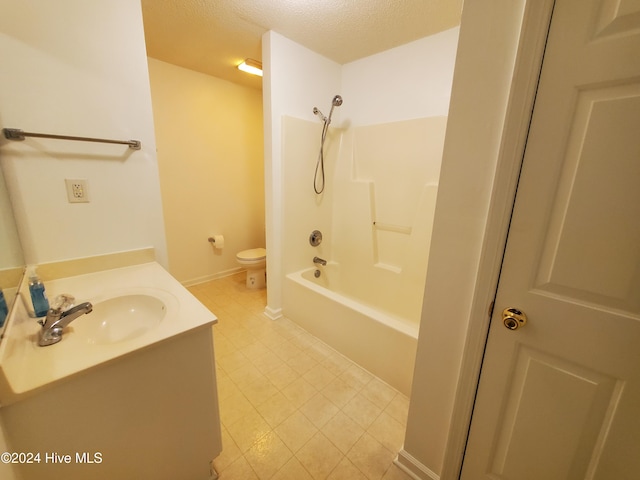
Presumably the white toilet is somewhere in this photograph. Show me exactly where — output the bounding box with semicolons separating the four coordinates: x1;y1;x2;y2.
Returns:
236;248;267;289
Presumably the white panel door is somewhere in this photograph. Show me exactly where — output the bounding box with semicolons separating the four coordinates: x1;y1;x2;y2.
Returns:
461;0;640;478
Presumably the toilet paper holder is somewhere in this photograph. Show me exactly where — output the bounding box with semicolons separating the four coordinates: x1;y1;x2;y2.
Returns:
208;235;225;249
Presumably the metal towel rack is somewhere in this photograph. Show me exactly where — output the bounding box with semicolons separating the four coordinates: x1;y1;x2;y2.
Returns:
2;128;141;150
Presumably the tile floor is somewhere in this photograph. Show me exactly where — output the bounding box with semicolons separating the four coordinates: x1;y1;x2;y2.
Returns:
188;273;413;480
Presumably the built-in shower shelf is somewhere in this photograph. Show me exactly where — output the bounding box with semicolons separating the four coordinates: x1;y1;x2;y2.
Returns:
372;221;412;234
374;262;402;274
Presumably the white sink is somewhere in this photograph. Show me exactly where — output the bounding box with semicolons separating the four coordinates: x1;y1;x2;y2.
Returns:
79;294;167;345
0;262;216;406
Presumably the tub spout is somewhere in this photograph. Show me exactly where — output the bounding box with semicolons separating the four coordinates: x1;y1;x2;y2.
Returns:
313;256;327;266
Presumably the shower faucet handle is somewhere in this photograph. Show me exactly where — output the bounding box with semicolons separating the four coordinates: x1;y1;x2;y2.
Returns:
309;230;323;247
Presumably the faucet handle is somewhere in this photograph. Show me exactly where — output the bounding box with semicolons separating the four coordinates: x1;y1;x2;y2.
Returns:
38;294;73;327
50;294;75;312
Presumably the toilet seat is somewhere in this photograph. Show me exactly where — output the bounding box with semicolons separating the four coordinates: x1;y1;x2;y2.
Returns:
236;248;266;263
236;248;267;289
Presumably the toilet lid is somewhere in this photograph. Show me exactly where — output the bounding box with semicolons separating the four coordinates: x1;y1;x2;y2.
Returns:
237;248;266;261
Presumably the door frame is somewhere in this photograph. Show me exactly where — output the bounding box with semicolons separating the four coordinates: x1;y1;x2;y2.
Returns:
440;1;557;478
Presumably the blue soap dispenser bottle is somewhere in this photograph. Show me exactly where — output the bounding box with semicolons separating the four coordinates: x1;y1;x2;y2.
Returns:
28;266;50;318
0;289;8;328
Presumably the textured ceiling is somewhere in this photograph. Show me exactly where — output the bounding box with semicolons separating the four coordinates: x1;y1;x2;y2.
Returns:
141;0;462;90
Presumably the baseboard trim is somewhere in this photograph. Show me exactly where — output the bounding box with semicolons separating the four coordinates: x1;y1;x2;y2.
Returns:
263;306;283;320
395;450;440;480
182;267;244;287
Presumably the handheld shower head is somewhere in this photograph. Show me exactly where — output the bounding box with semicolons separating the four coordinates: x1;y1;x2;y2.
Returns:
313;95;343;126
313;107;327;123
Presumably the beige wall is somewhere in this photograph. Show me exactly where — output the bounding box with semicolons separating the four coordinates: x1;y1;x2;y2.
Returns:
0;1;167;478
0;0;167;268
147;59;265;285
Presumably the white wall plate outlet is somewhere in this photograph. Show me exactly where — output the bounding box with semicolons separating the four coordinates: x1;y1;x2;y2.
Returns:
65;178;90;203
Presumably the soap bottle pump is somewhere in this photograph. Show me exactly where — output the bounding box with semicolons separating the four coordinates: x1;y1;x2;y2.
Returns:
28;266;50;318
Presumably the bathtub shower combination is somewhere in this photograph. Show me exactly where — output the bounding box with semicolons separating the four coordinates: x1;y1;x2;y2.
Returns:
281;104;447;395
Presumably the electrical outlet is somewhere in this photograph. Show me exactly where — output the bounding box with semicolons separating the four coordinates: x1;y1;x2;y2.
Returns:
65;179;90;203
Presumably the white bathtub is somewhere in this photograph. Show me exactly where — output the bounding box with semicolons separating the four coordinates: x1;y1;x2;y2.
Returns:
283;265;418;395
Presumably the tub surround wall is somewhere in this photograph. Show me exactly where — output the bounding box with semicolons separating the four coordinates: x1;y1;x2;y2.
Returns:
283;116;445;324
147;58;265;285
333;118;445;322
281;117;339;276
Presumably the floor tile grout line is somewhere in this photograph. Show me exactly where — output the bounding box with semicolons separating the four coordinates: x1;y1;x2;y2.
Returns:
193;277;410;479
218;340;401;479
218;352;402;475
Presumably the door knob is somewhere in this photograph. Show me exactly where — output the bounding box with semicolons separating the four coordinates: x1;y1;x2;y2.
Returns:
502;307;527;330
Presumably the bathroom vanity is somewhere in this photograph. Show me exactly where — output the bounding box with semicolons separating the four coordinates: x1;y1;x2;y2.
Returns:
0;261;221;480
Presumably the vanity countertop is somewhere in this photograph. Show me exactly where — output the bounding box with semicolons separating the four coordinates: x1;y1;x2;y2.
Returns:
0;262;217;406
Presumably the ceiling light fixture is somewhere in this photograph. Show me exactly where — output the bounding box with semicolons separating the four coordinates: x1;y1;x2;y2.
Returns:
237;58;263;77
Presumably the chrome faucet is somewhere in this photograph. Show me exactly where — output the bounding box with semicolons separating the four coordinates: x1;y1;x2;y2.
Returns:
313;256;327;266
38;302;93;346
